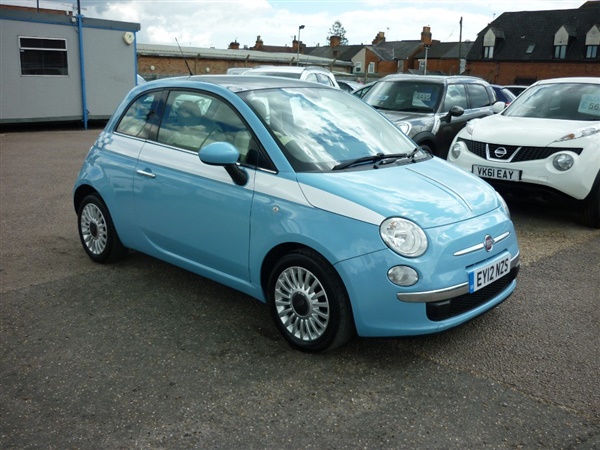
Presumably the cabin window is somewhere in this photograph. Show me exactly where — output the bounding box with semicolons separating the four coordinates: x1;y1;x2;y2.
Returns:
19;37;68;76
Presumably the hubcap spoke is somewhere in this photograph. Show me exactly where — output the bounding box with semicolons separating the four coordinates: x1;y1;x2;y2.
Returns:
275;265;330;342
81;203;108;255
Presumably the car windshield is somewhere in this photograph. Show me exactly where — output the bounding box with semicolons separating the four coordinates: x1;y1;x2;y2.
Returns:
239;87;418;172
503;82;600;121
362;81;443;113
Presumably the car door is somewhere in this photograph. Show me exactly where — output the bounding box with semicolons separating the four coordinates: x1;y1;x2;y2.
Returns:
133;89;255;282
434;83;473;156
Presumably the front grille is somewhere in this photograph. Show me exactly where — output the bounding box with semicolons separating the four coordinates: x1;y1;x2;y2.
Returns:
459;138;582;162
426;266;519;321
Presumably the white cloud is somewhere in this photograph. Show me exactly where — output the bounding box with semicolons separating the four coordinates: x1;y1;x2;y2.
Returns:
9;0;590;49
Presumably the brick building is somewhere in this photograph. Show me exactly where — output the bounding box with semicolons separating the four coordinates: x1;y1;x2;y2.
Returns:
465;1;600;85
137;43;352;80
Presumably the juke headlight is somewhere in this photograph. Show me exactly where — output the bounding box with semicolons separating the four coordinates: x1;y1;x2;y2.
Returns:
554;123;600;142
380;218;427;257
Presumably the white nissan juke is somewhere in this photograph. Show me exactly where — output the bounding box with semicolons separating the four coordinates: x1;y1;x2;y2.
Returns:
448;77;600;228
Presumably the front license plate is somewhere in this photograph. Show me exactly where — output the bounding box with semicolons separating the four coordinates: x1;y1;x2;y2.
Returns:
469;254;511;293
473;165;522;181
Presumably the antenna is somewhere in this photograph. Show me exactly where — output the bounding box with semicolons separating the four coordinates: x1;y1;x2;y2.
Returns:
175;37;193;76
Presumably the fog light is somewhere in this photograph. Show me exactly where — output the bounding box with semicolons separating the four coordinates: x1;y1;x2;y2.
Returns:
553;154;574;171
388;266;419;286
450;142;462;159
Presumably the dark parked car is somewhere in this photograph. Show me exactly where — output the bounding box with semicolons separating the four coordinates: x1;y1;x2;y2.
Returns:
505;85;529;96
491;84;517;105
358;74;500;158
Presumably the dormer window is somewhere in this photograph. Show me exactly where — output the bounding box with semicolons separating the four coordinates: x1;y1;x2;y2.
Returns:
553;25;576;59
585;25;600;59
483;28;503;59
554;45;567;59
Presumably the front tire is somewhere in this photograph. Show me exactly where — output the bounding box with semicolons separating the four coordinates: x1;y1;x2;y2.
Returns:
580;185;600;228
267;249;355;352
77;194;127;263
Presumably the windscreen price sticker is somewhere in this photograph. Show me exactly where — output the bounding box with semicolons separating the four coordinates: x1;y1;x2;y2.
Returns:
579;94;600;117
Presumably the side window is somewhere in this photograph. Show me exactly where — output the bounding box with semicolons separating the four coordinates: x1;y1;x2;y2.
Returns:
116;92;158;138
305;73;319;84
442;84;468;112
19;36;68;76
156;91;255;161
466;84;493;108
316;73;334;86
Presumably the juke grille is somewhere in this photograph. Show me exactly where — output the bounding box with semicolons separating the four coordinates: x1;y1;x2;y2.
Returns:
459;138;582;162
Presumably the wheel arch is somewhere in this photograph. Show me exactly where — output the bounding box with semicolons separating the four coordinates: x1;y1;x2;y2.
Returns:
411;132;437;154
260;242;312;295
73;184;100;213
259;242;353;310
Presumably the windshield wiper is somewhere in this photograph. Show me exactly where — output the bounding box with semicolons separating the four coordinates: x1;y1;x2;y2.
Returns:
332;153;409;171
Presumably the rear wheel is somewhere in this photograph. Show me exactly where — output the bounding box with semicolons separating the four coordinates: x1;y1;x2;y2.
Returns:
78;194;127;263
267;249;355;352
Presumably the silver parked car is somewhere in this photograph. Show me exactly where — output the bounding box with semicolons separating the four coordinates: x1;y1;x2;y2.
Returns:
243;65;340;89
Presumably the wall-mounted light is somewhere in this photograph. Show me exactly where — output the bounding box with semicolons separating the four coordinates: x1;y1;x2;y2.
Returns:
123;32;134;45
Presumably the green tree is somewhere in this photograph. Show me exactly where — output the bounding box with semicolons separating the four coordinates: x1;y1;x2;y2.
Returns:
325;20;348;45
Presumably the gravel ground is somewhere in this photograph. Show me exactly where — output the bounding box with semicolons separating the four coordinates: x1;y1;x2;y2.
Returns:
1;127;599;449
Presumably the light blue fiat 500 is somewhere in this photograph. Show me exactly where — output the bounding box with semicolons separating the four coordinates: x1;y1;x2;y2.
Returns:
74;76;520;351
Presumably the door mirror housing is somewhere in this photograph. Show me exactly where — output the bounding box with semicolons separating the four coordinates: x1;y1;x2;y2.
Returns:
444;105;465;123
199;142;248;186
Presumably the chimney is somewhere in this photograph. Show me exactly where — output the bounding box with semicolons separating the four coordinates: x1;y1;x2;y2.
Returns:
372;31;386;45
228;40;240;50
421;26;432;45
329;35;341;47
255;35;263;50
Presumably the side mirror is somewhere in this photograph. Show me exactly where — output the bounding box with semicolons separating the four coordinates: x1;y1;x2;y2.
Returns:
199;142;248;186
492;102;506;113
444;105;464;123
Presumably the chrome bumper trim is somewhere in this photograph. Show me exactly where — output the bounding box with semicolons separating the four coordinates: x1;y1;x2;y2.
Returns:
453;231;511;256
397;251;520;303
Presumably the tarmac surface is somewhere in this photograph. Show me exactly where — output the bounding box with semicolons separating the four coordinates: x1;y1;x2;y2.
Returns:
1;127;599;449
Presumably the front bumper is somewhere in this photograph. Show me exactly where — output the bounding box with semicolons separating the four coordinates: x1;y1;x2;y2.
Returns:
335;207;520;337
448;138;599;201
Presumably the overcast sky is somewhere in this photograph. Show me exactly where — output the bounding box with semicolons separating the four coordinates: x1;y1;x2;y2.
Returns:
11;0;590;49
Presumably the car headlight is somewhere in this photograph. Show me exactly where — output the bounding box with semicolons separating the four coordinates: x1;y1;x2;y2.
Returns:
554;123;600;142
380;218;427;257
395;121;412;135
496;192;510;219
553;153;574;171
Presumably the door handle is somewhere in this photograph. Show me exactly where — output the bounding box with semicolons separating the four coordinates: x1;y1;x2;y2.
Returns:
136;169;156;178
